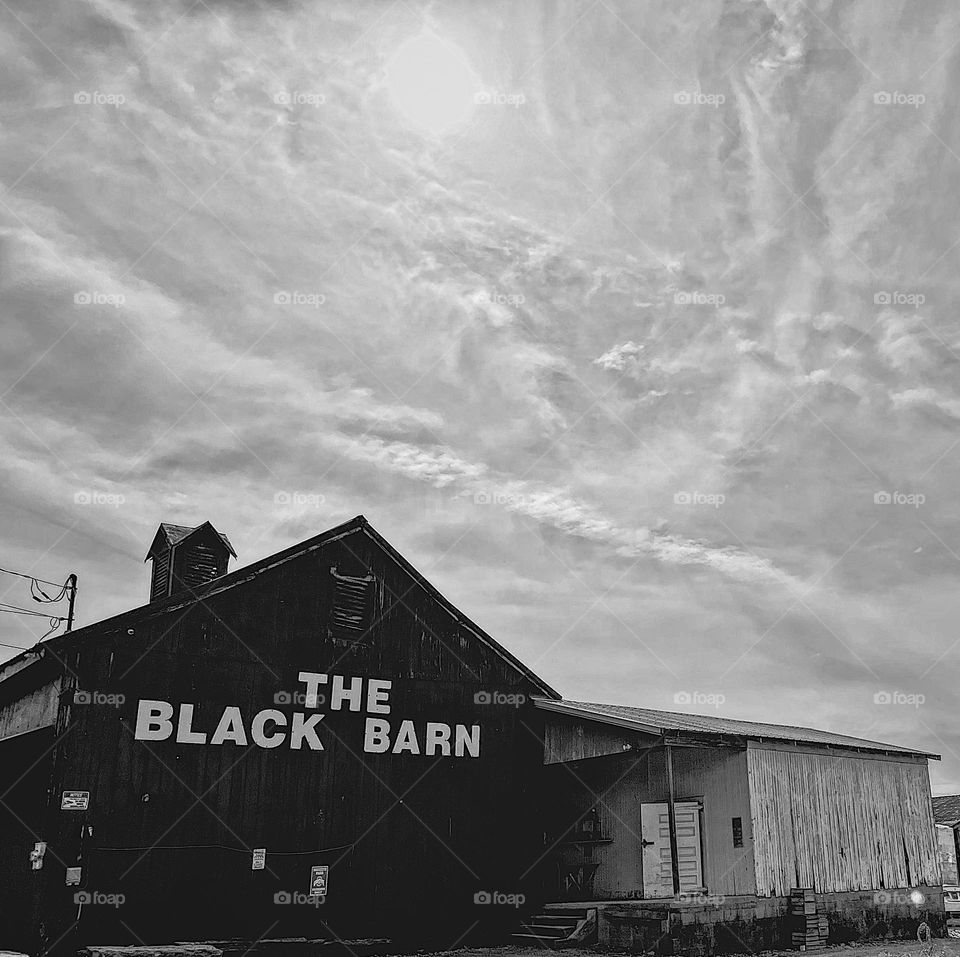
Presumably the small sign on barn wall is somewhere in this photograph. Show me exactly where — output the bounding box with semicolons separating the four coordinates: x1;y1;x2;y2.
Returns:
61;791;90;810
309;865;328;897
252;848;266;870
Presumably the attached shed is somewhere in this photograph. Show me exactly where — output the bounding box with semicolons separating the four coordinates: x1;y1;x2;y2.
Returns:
532;699;942;951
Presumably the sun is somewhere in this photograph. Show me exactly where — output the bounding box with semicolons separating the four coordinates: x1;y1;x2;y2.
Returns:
384;32;479;136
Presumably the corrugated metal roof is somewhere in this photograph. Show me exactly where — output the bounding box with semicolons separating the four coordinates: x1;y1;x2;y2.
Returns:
534;698;938;758
932;794;960;825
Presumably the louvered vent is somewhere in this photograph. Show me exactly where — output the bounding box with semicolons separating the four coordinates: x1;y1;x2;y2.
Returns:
330;566;374;641
146;522;235;602
150;548;171;602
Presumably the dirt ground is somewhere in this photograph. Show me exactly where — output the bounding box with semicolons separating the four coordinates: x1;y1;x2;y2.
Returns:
424;940;960;957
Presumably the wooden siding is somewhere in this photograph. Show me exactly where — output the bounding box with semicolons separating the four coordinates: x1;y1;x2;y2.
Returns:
0;679;59;741
747;744;939;896
544;719;638;764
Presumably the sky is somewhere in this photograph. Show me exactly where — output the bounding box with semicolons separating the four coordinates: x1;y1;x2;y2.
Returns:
2;0;960;789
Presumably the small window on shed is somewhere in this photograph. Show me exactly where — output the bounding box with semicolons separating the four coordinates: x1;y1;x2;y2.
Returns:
732;817;743;848
329;566;375;641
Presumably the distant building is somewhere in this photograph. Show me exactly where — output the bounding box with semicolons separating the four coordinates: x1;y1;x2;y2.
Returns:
933;795;960;885
0;516;946;955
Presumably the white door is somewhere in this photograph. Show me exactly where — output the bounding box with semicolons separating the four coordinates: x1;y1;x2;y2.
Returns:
640;801;704;898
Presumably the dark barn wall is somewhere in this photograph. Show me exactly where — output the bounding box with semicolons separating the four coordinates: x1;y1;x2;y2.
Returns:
0;728;55;953
37;526;548;950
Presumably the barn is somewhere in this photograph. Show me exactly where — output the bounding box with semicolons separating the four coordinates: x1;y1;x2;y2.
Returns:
0;515;945;955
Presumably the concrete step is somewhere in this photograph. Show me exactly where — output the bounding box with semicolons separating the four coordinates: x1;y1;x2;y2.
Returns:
531;916;581;927
520;923;573;939
510;933;561;949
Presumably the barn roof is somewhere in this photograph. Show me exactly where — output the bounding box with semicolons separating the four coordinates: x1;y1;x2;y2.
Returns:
932;794;960;825
533;698;939;759
144;521;236;560
1;515;559;699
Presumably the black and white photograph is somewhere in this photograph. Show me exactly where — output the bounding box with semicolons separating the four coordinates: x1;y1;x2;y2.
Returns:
2;2;959;956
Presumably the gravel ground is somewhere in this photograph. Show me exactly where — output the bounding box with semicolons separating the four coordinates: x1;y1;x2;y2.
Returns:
416;940;960;957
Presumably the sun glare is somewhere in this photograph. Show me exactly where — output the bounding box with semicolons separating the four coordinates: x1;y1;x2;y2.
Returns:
385;33;479;136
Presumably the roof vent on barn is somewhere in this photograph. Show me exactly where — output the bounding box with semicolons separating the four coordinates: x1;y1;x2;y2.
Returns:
329;566;375;640
145;521;236;603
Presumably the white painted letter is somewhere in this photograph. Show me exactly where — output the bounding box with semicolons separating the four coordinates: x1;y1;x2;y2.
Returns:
210;707;248;746
455;724;481;758
331;675;363;712
425;722;451;756
391;719;420;755
176;703;207;745
251;710;287;749
366;678;392;715
363;717;391;753
298;671;328;708
135;700;173;741
290;712;325;750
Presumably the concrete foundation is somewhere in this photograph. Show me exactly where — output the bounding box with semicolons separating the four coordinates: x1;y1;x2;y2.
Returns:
547;887;946;955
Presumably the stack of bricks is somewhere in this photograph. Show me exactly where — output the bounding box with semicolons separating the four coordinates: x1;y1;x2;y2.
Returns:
790;888;828;951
